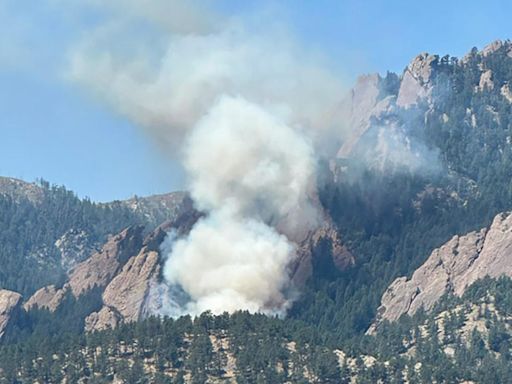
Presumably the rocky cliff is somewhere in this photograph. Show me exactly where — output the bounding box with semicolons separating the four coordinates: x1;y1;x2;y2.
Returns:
336;52;437;169
0;290;22;340
22;194;352;332
336;39;512;175
370;211;512;332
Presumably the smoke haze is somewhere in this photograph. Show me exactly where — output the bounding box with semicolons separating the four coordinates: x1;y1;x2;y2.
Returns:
68;0;346;315
67;0;443;316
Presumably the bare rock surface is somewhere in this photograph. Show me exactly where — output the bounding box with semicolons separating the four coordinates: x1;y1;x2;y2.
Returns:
337;74;383;158
24;285;66;311
101;248;161;323
396;53;437;108
371;212;512;332
68;226;143;297
479;69;494;91
84;306;121;332
0;289;22;339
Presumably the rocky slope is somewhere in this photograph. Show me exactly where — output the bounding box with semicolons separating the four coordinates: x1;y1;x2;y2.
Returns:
370;211;512;331
23;222;174;332
0;290;22;339
0;176;44;204
336;39;512;176
22;210;352;333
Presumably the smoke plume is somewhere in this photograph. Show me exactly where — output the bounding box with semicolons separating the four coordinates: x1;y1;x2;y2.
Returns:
69;0;345;315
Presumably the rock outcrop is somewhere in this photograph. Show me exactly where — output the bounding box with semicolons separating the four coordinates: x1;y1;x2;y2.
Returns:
67;226;144;297
370;211;512;332
291;221;354;286
337;74;385;158
335;53;439;172
396;53;437;108
23;206;202;333
99;248;160;323
24;225;145;311
21;184;351;332
0;289;22;339
84;306;121;332
24;285;66;311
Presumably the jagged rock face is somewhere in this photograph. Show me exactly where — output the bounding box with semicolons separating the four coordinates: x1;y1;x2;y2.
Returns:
68;226;144;297
370;212;512;332
100;249;160;323
0;290;22;339
479;69;494;91
84;306;121;332
24;285;66;312
337;74;384;158
24;226;145;311
480;39;512;57
23;209;203;332
84;226;171;332
336;40;512;176
396;53;437;108
335;54;437;173
22;187;351;332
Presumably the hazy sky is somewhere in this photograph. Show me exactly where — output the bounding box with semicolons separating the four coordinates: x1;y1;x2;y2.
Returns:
0;0;510;202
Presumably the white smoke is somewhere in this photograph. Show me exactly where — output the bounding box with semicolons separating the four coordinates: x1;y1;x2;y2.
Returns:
67;0;345;315
184;96;317;232
161;96;316;316
164;208;294;316
68;2;344;151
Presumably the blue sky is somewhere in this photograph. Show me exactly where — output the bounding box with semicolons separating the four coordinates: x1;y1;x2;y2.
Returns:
0;0;510;202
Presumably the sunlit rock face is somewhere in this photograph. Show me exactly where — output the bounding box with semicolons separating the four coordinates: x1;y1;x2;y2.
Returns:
0;289;22;340
370;211;512;333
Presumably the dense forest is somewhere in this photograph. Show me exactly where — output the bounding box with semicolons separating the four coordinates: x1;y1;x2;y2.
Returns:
291;43;512;343
1;277;512;383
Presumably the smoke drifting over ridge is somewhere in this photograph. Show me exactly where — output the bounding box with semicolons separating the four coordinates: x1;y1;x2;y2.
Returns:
69;0;346;315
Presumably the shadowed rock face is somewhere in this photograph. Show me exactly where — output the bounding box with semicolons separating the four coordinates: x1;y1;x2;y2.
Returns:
291;221;354;286
0;290;22;340
370;211;512;333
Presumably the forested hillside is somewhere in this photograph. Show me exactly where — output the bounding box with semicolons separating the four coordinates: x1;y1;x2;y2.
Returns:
0;178;189;297
2;277;512;383
291;40;512;342
0;180;136;295
3;41;512;383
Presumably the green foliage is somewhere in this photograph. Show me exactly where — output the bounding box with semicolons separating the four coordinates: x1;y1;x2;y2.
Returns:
0;181;145;296
291;49;512;342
